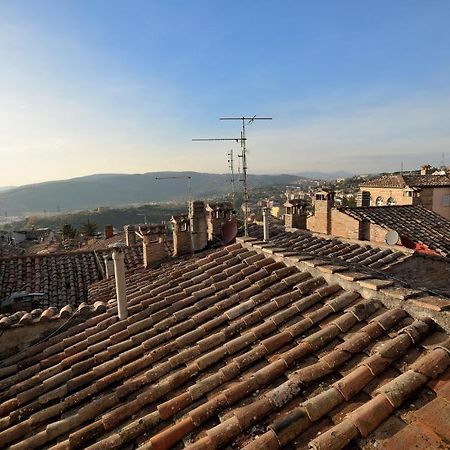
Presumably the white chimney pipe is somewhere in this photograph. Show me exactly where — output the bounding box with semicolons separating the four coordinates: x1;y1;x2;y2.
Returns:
263;207;270;242
110;243;128;320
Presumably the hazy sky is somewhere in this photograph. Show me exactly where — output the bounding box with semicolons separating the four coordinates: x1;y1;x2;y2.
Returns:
1;1;450;186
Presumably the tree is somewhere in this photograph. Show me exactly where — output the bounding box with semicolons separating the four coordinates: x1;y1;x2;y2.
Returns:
60;223;77;240
79;219;98;237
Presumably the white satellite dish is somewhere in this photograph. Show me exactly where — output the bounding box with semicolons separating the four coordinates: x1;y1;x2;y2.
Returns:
385;230;400;246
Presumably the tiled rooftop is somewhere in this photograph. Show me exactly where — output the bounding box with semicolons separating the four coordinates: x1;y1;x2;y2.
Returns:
341;205;450;257
360;173;450;188
0;242;448;449
0;246;143;311
248;223;412;272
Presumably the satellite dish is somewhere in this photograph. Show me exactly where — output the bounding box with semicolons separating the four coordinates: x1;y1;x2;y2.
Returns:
385;230;400;246
222;218;238;244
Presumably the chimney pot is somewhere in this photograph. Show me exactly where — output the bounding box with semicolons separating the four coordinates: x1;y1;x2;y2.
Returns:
110;243;127;320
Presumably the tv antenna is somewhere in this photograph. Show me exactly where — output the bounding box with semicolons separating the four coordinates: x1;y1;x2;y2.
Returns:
228;149;236;208
193;115;272;236
155;175;192;203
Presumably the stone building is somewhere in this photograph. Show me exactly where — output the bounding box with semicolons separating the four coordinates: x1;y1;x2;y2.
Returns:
359;164;450;219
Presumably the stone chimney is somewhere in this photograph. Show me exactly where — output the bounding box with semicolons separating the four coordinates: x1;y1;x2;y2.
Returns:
284;199;307;229
313;190;335;235
103;253;114;278
136;224;168;268
110;243;127;320
104;225;114;239
356;191;371;207
420;164;432;175
124;225;136;246
171;214;192;257
189;201;208;252
206;202;233;242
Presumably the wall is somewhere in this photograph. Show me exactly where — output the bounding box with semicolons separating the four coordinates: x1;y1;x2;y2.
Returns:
431;187;450;220
369;223;390;244
362;187;413;206
308;208;361;240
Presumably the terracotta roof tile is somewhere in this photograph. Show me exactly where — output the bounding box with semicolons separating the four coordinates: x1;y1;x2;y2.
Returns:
0;242;449;450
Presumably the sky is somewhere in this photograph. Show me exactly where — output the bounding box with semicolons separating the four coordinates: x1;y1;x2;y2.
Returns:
1;1;450;186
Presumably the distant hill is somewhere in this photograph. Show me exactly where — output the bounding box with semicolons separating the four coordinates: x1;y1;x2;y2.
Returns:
0;186;15;193
0;172;305;214
295;171;353;180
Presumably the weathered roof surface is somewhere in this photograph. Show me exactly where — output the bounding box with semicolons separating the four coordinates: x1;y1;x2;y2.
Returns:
248;223;412;272
0;246;143;311
360;173;450;188
0;242;449;450
341;205;450;257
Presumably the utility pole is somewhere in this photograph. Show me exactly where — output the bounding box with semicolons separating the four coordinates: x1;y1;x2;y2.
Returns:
193;115;272;236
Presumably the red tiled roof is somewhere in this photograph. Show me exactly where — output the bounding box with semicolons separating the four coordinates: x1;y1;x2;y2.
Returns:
248;223;411;272
341;205;450;257
0;246;143;311
0;242;449;449
361;174;450;188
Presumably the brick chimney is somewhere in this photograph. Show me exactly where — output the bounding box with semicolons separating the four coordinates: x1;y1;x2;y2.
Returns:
136;224;168;268
124;225;136;246
420;164;432;175
189;201;208;252
313;190;335;235
206;202;233;242
104;225;114;239
283;199;307;229
171;214;192;256
356;191;371;207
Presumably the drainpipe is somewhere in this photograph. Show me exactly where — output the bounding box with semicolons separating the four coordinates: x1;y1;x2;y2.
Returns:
110;243;127;320
263;207;270;242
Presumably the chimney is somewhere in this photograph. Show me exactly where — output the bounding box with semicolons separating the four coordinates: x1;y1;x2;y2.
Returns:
171;214;192;256
189;201;208;251
110;243;127;320
420;164;432;175
104;225;114;239
356;191;371;207
283;199;307;229
313;190;335;235
124;225;136;246
103;253;114;278
136;224;168;268
262;207;270;241
206;202;233;242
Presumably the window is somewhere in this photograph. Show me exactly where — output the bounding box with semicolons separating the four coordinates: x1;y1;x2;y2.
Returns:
387;197;396;206
376;196;384;206
443;194;450;207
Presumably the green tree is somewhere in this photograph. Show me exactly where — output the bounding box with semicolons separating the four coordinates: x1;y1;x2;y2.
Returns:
79;219;98;237
60;223;77;240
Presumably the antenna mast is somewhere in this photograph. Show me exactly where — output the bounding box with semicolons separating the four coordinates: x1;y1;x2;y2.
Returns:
192;115;272;236
219;116;272;236
228;149;236;208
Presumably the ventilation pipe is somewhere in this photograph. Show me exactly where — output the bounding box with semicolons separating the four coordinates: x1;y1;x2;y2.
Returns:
103;254;114;278
110;243;127;320
263;207;270;242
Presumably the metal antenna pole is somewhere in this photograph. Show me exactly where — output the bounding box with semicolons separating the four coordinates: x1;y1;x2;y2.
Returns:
193;115;272;237
228;149;236;208
220;116;272;236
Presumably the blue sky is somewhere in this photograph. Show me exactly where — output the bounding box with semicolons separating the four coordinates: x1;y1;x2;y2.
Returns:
1;1;450;185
